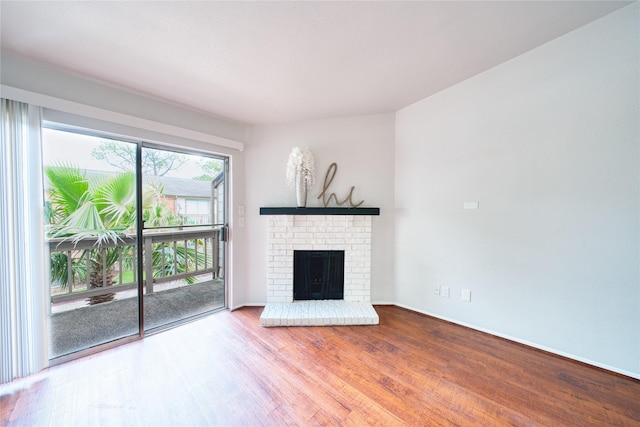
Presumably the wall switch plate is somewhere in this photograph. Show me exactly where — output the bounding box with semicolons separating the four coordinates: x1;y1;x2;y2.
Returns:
433;285;440;295
464;201;479;210
441;286;450;298
461;289;471;302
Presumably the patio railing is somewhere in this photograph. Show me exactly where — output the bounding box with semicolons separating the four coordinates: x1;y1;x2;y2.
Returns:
48;228;221;304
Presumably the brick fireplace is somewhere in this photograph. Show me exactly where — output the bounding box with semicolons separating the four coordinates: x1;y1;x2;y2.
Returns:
259;207;380;326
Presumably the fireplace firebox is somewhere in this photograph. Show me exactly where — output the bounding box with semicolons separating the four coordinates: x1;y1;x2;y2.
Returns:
293;250;344;300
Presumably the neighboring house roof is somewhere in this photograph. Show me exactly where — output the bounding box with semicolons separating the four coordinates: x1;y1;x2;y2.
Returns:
147;175;212;199
44;169;219;199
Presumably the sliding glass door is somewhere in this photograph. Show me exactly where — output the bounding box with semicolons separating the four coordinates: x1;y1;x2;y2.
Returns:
140;145;227;332
43;127;140;358
43;126;228;360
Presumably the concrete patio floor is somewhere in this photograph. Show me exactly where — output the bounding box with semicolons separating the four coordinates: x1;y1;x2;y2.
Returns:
49;279;225;358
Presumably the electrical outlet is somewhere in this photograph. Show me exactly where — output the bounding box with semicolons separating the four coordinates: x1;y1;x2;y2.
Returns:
433;285;440;295
441;286;450;298
461;289;471;302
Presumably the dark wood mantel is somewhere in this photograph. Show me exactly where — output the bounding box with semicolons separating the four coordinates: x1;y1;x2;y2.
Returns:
260;207;380;216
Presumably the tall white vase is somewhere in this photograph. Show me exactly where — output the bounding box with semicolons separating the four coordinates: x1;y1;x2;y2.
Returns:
296;175;307;208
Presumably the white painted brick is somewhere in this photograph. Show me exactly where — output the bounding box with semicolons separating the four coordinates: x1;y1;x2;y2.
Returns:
289;226;307;233
270;250;289;257
265;213;374;304
270;238;289;245
274;290;293;297
272;244;293;251
287;238;307;245
327;242;348;248
353;231;371;237
325;227;344;233
272;261;289;269
294;232;314;240
349;290;370;296
349;261;366;268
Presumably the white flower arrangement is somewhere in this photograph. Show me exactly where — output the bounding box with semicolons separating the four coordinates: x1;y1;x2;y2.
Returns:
286;147;315;190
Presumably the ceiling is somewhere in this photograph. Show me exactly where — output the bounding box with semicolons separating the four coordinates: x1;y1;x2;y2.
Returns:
0;1;631;125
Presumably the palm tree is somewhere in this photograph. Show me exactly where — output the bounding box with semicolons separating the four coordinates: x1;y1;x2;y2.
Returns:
45;165;208;305
46;165;137;304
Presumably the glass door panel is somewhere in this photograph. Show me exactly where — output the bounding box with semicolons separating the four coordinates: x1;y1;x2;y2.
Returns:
42;127;140;358
140;146;226;332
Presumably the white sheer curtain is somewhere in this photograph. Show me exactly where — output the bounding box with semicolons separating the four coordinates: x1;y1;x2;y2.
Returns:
0;98;48;384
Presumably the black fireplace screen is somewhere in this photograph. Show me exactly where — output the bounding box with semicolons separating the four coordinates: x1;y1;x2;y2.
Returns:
293;250;345;300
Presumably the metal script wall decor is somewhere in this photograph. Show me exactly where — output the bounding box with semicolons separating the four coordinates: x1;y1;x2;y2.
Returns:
317;163;365;208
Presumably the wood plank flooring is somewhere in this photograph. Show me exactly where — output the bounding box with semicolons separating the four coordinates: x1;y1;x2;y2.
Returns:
1;305;639;426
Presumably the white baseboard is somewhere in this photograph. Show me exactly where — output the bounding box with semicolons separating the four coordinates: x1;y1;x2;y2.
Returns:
229;302;264;311
393;302;640;381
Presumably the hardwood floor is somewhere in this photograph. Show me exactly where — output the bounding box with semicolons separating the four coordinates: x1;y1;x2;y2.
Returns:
1;305;639;426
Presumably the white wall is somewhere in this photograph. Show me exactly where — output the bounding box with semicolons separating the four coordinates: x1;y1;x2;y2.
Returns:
243;114;396;305
395;4;639;376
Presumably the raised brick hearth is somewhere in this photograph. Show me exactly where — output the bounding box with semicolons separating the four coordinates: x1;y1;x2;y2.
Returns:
259;212;379;326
